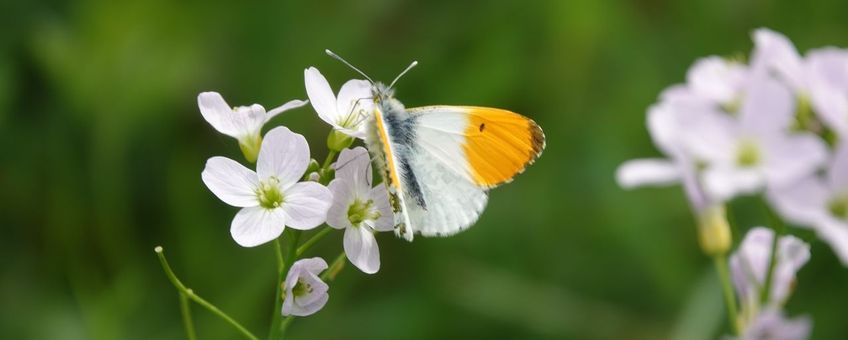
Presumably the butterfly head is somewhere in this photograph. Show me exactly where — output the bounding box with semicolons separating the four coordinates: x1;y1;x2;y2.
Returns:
371;82;395;104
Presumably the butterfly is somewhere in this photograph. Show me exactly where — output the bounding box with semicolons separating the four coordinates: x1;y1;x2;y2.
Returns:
326;50;545;241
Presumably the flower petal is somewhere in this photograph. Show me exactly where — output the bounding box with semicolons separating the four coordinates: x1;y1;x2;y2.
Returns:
615;159;681;189
739;74;795;134
198;92;239;137
751;28;805;90
326;179;356;230
294;272;329;307
703;166;764;202
285;291;329;317
818;219;848;265
238;104;268;138
829;142;848;190
266;99;309;121
230;206;286;247
767;176;830;228
810;81;848;136
305;67;339;125
335;79;373;137
743;308;811;340
257;127;310;185
344;226;380;274
296;257;329;275
762;133;828;188
201;156;259;207
686;56;745;104
281;182;332;230
333;147;372;195
368;185;395;232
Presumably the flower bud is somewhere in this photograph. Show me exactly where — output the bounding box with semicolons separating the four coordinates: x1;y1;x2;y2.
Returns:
698;205;732;256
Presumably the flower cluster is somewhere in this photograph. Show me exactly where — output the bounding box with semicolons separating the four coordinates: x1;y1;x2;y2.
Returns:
195;64;395;326
617;28;848;338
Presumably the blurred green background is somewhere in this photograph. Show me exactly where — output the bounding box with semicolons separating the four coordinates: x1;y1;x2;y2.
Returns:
3;0;848;339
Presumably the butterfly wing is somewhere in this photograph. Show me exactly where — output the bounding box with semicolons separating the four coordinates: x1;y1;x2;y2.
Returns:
409;106;545;189
366;104;544;240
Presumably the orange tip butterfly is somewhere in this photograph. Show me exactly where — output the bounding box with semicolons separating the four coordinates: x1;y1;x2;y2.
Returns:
326;50;545;241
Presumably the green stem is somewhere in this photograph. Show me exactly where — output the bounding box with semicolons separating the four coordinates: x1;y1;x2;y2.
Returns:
279;316;294;336
322;150;337;170
714;255;739;335
322;252;347;282
269;231;302;340
760;203;785;304
296;227;333;256
155;247;258;340
179;293;197;340
268;238;285;339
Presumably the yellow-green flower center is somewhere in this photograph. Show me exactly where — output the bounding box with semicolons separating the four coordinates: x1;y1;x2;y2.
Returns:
257;177;284;209
347;199;379;227
292;279;312;298
830;194;848;221
736;140;761;167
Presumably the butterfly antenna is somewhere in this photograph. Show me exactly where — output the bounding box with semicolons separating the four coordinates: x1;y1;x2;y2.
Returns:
388;60;418;89
325;49;374;83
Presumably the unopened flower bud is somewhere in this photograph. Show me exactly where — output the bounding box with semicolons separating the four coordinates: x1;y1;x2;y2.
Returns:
698;205;732;256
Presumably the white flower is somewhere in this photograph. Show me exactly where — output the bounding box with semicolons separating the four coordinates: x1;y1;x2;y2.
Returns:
769;143;848;264
304;67;373;139
683;73;828;201
198;91;308;162
738;308;811;340
751;28;848;136
326;147;393;274
201;127;332;247
282;257;329;317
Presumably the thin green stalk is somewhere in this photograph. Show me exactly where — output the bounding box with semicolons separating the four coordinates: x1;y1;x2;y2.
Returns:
274;238;285;275
269;231;302;340
714;255;739;335
279;316;294;336
268;238;285;339
761;203;785;304
296;227;333;256
179;293;197;340
155;247;258;340
322;150;337;170
321;252;347;281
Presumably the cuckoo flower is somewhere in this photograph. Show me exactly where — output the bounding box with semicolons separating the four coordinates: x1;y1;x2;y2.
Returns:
201;127;332;247
326;147;393;274
683;73;827;201
198;91;307;162
304;67;373;140
282;257;329;317
752;28;848;136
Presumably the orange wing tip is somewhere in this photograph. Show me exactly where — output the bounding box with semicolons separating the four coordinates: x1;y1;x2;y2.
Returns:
463;108;545;188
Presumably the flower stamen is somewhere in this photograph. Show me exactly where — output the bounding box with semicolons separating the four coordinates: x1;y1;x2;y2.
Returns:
257;177;284;209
